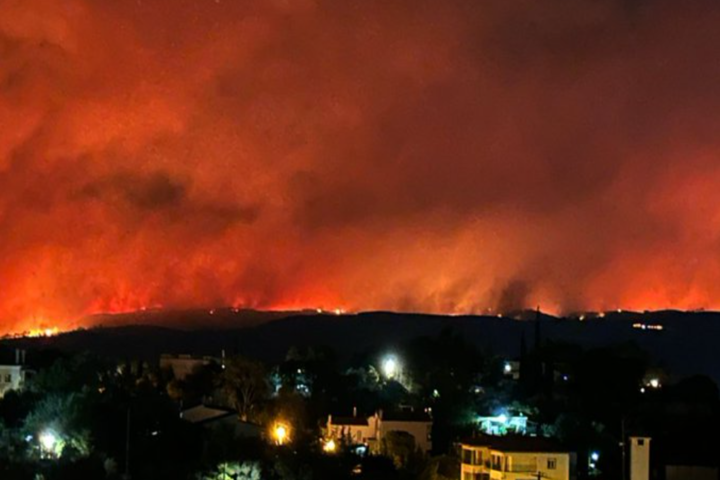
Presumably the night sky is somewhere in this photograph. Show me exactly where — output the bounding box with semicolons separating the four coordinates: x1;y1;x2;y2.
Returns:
1;0;720;332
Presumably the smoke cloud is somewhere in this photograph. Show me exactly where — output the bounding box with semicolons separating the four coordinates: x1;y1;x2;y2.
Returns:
1;0;720;332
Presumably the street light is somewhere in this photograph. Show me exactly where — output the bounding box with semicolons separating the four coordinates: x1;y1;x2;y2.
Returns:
382;355;399;379
273;422;289;445
39;430;58;458
323;438;337;453
589;451;600;476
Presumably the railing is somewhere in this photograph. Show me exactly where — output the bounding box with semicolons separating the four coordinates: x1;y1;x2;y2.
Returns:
506;464;538;473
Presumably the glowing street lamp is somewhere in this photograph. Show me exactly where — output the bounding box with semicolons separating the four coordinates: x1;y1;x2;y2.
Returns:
323;438;337;453
589;451;600;475
382;355;399;379
39;430;58;458
273;422;289;445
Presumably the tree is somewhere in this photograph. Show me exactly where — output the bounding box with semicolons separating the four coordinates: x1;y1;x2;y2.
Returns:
382;430;419;470
219;356;269;421
199;461;262;480
418;455;459;480
23;392;91;460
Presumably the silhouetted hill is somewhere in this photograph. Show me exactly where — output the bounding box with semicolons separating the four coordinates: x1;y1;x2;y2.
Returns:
2;310;719;382
83;307;316;330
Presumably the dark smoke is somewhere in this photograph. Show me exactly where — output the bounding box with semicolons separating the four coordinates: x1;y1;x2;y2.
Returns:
1;0;720;332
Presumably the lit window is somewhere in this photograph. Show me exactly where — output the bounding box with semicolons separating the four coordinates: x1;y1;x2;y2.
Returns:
547;458;557;470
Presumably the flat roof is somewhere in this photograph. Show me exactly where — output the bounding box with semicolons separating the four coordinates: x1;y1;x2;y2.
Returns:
462;434;569;454
330;416;369;426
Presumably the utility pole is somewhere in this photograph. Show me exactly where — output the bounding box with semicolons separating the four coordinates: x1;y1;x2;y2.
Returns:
124;406;131;480
620;417;626;480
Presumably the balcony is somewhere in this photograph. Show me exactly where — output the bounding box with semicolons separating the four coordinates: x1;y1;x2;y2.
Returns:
506;463;538;473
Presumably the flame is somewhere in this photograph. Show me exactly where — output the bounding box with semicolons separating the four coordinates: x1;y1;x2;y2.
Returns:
3;325;65;339
26;327;60;338
1;0;720;334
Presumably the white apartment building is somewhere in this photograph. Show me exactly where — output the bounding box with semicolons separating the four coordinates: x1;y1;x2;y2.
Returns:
460;435;572;480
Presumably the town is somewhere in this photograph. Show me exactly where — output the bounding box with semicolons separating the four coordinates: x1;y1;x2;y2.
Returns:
0;313;717;480
3;0;720;478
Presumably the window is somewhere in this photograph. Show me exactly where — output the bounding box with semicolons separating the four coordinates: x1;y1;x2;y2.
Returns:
462;448;473;465
463;474;487;480
638;439;645;446
4;374;10;383
547;458;557;470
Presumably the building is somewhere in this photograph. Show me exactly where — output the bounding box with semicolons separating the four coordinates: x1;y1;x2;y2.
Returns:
503;360;521;381
630;437;651;480
0;364;25;398
160;353;217;381
379;410;433;454
460;435;573;480
477;414;529;436
0;349;30;398
326;409;433;454
326;409;376;446
628;434;718;480
181;404;262;439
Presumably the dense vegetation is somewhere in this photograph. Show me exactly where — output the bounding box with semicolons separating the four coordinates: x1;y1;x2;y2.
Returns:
1;327;718;479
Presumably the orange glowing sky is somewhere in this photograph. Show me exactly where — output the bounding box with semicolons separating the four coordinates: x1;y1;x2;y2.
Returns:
2;0;720;333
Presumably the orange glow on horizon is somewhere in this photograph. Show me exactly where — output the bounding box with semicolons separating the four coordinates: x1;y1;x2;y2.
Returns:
2;1;720;334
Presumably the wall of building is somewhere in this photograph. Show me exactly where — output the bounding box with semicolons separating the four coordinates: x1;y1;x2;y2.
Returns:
630;437;651;480
160;355;211;380
460;445;570;480
379;419;432;453
326;415;378;445
0;365;24;398
666;466;718;480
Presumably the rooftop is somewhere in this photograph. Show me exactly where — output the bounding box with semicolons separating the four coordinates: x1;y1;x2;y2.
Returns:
330;415;369;426
181;404;235;424
462;434;569;453
381;410;432;422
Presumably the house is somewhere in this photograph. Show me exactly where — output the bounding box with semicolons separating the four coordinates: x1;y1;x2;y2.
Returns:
460;434;573;480
0;364;25;398
476;414;530;436
326;411;377;446
378;410;433;454
0;349;30;398
181;404;262;439
326;409;433;454
160;354;217;381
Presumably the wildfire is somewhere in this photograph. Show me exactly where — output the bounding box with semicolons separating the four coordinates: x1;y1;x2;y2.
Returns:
2;325;66;340
26;327;61;338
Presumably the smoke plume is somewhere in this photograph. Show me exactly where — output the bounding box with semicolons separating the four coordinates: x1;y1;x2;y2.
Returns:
1;0;720;332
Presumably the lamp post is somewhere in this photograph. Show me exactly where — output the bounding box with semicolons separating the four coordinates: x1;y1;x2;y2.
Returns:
620;416;627;480
124;406;131;480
